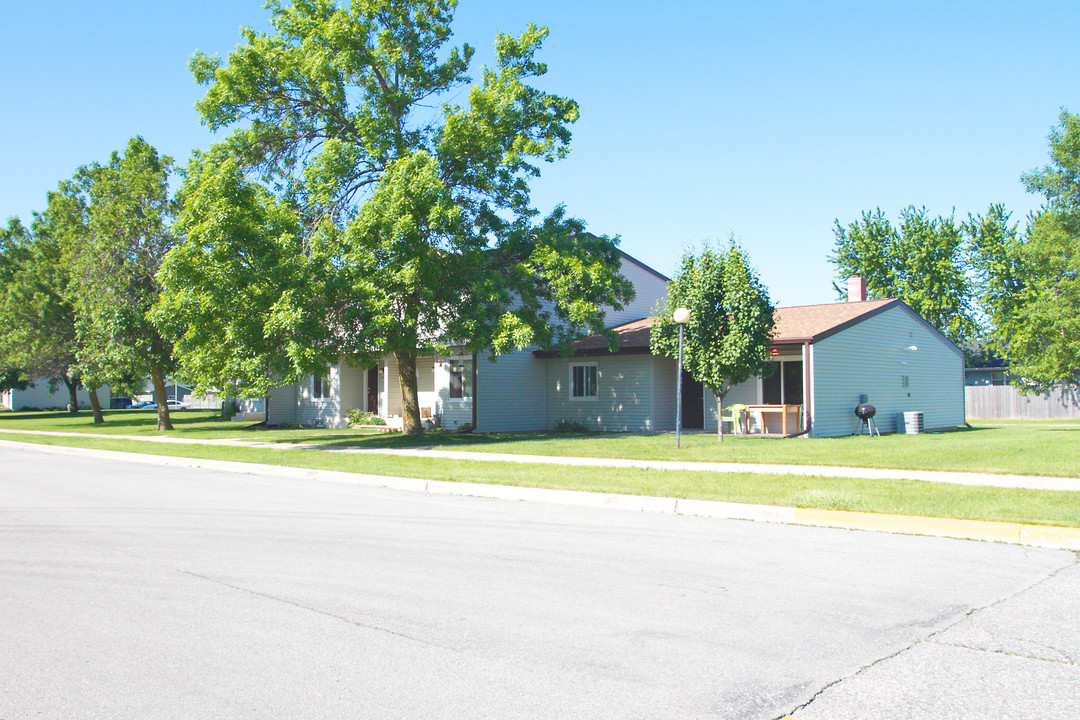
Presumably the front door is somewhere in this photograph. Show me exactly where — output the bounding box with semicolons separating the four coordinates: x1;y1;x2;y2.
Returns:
681;370;704;429
366;367;379;413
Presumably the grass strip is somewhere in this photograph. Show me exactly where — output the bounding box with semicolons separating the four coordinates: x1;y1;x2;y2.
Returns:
7;434;1079;529
1;411;1077;477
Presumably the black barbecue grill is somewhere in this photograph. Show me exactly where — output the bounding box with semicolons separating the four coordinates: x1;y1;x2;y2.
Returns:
855;402;880;436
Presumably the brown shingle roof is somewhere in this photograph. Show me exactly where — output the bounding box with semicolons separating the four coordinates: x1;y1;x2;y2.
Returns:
533;317;655;358
772;298;898;343
533;299;903;357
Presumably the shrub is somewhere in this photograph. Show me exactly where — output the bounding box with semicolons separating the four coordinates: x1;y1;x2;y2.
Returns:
555;418;588;433
221;401;238;420
347;408;386;427
454;422;474;434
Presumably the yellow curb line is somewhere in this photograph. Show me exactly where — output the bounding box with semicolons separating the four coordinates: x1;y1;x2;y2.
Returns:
791;508;1080;550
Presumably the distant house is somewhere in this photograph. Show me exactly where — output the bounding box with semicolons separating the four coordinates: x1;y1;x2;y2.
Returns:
258;258;966;437
1;380;111;412
134;378;195;403
132;379;224;411
964;348;1011;386
962;349;1080;420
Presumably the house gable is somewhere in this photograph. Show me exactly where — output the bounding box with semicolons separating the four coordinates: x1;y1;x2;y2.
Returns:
600;252;670;328
810;304;965;436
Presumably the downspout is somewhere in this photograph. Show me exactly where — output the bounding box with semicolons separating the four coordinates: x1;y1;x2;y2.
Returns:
803;341;812;435
471;352;478;430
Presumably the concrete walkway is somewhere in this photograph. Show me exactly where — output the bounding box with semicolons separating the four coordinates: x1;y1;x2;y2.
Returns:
338;446;1080;492
1;427;1078;492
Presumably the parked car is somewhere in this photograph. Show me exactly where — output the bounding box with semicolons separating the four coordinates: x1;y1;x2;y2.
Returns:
129;399;189;410
110;397;132;409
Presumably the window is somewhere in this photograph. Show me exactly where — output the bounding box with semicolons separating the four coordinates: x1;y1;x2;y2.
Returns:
449;358;473;400
762;360;803;405
313;369;330;399
570;363;598;400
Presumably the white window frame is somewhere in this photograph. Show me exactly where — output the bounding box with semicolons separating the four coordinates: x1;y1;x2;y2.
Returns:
447;356;473;403
312;368;331;401
569;362;598;401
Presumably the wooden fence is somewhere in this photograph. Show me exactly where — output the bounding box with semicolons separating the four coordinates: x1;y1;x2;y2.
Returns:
965;385;1080;420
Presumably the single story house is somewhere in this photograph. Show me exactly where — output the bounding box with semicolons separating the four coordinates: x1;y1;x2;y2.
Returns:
258;258;965;437
537;292;965;437
1;380;111;412
964;349;1011;387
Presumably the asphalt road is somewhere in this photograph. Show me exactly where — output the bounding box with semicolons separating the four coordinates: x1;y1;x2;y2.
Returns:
1;445;1077;719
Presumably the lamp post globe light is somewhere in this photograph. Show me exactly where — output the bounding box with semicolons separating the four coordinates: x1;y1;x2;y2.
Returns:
674;307;690;448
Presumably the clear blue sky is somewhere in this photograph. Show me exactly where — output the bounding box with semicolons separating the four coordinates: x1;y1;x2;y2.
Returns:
2;1;1077;306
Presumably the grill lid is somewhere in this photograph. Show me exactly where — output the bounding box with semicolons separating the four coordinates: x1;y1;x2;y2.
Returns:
855;403;876;419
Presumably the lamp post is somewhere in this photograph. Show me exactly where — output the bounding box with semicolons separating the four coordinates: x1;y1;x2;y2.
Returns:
673;307;690;448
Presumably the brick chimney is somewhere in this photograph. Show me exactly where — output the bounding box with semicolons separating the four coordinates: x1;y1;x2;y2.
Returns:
848;276;866;302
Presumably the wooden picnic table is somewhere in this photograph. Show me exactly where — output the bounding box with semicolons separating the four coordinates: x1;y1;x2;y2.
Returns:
745;404;802;436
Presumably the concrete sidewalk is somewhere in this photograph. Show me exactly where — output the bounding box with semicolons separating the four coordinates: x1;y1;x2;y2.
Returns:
1;427;1078;492
3;438;1080;552
337;446;1080;492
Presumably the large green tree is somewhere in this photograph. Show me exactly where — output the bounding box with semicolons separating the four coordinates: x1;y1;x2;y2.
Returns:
153;152;325;403
964;203;1026;359
830;206;976;344
0;220;32;402
58;137;179;430
651;241;775;441
1003;109;1080;390
0;216;105;421
185;0;632;434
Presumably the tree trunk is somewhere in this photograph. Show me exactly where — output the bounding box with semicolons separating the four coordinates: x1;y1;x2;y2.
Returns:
88;387;105;425
150;364;174;431
716;396;724;442
394;349;422;435
62;374;79;414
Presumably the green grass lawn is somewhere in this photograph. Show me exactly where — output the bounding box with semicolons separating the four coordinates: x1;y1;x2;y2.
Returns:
0;409;1077;477
6;431;1080;529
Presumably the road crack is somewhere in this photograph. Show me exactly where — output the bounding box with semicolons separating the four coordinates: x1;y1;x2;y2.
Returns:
773;557;1079;720
174;567;466;654
934;637;1077;666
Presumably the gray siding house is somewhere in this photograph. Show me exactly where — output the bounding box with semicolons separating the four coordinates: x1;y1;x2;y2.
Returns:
260;252;670;431
537;296;966;437
1;380;111;412
260;252;965;437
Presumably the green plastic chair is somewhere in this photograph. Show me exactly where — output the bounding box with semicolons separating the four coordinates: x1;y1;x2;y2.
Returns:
721;403;747;434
